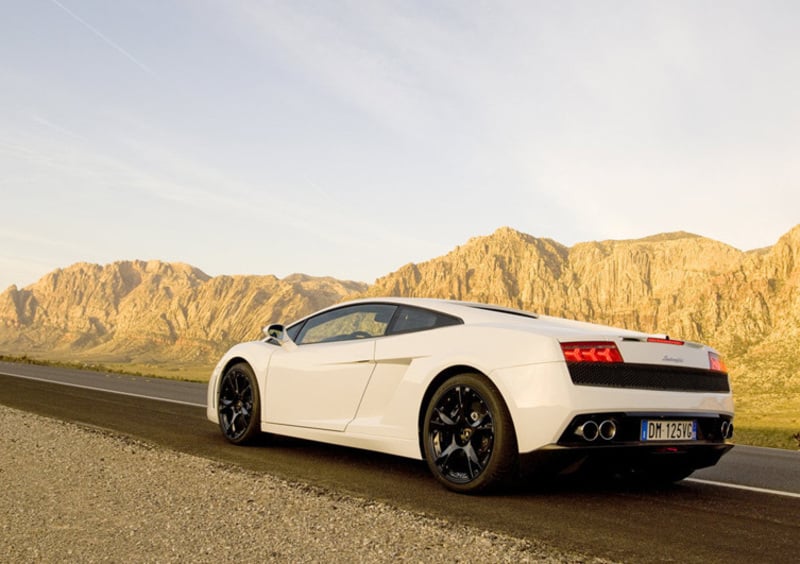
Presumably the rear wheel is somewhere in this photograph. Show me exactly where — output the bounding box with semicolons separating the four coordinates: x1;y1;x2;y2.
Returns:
422;373;518;494
217;362;261;445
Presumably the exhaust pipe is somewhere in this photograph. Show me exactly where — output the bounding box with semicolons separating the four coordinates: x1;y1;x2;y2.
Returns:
599;419;617;441
575;420;599;442
720;421;734;439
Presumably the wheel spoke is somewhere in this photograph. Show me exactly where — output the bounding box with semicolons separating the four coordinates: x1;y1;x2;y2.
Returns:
220;412;233;433
432;407;457;427
434;435;459;466
455;386;466;423
471;417;492;431
232;408;245;432
462;443;484;478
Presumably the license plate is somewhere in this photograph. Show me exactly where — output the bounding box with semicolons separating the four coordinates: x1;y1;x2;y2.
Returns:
640;419;697;441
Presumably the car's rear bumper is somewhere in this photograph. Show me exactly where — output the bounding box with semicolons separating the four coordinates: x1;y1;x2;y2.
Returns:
519;441;734;478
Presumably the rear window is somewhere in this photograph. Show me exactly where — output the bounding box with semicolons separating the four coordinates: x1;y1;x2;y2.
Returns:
388;306;462;335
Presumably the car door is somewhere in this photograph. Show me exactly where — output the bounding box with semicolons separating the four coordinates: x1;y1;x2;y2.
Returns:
264;303;396;431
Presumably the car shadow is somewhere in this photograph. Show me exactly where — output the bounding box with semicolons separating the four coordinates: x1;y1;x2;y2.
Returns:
202;427;706;500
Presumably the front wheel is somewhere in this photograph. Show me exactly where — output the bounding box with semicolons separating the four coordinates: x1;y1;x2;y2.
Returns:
217;362;261;445
422;373;518;494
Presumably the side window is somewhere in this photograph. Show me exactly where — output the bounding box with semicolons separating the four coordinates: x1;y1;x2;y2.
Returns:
286;323;303;342
388;306;462;335
295;304;397;345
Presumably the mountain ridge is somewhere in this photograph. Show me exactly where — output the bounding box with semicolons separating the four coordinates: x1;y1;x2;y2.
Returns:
2;227;798;356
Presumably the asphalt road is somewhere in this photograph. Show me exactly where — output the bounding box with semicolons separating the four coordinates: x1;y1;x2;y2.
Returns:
1;362;798;563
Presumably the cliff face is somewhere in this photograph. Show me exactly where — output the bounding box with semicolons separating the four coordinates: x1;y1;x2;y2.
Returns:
1;226;799;398
0;260;366;362
366;228;760;347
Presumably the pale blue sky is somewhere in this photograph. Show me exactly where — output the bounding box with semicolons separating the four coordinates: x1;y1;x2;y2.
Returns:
2;1;798;291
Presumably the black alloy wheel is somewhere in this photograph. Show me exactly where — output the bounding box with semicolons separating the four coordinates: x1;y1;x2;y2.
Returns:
217;362;260;445
423;373;518;494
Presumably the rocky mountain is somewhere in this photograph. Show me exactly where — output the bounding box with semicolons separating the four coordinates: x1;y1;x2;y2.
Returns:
0;260;366;363
365;227;777;353
1;227;799;405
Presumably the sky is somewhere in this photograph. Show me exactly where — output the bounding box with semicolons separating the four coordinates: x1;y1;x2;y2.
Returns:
1;1;799;291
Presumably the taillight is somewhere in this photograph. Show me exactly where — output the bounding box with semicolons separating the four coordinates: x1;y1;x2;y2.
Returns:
708;352;727;372
561;342;623;363
647;337;685;345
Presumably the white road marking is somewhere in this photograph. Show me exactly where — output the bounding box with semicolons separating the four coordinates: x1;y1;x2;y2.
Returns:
686;478;800;499
1;371;206;408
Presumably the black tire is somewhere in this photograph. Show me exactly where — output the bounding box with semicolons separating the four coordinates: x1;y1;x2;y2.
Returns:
422;373;518;494
217;362;261;445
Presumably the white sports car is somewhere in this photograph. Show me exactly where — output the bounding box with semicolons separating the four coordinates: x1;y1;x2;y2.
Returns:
207;298;734;493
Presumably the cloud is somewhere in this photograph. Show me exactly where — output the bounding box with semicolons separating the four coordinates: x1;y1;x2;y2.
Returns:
222;2;486;141
31;114;88;143
48;0;154;75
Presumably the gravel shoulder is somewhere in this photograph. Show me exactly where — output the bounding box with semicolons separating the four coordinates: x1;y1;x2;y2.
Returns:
0;405;609;563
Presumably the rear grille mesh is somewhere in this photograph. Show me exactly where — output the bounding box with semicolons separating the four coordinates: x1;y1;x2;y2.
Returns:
567;362;730;393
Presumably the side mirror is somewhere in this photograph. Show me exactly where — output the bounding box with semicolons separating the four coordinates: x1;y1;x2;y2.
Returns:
265;323;285;340
263;324;297;350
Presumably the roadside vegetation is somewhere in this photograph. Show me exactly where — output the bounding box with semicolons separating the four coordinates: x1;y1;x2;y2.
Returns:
0;354;211;383
729;388;800;450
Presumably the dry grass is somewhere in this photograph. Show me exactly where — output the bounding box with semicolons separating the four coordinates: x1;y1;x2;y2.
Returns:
729;391;800;449
101;360;213;382
732;427;799;450
0;354;213;383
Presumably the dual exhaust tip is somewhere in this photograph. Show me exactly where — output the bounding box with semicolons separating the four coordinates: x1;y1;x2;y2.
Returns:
721;420;734;439
575;419;617;442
